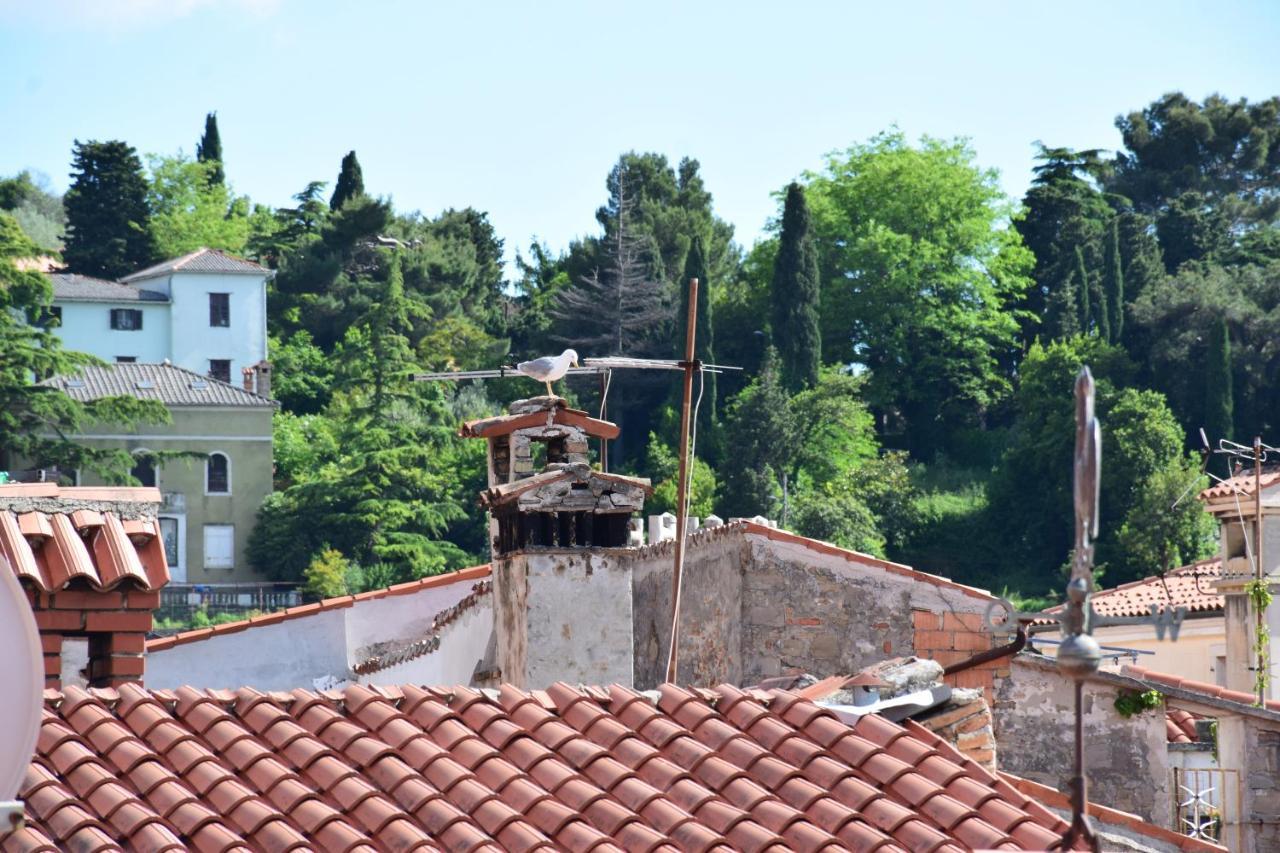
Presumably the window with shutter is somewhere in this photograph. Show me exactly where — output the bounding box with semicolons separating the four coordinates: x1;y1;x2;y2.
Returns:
203;524;234;569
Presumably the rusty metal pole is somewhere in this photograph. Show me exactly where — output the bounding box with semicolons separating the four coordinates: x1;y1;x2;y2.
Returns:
665;278;699;685
1255;436;1265;705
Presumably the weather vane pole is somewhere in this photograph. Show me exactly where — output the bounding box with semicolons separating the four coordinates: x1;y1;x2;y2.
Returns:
1055;367;1103;851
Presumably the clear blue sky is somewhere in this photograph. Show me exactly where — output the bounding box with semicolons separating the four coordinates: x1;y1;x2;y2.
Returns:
2;1;1277;269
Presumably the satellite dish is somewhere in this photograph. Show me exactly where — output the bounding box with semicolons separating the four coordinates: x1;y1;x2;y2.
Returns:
0;556;41;802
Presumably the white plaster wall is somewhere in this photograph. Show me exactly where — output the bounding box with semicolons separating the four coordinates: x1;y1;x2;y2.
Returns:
145;608;348;690
524;551;634;688
162;272;268;380
359;602;494;687
345;580;478;663
53;301;172;363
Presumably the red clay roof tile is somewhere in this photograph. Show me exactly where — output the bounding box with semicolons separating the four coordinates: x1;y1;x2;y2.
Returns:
8;681;1188;852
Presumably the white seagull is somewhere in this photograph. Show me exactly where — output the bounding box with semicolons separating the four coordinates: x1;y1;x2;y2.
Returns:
516;349;579;397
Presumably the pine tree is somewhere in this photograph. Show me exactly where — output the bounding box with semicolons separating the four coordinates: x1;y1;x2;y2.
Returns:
771;183;821;391
1074;245;1091;335
1204;315;1233;445
195;112;224;185
63;140;155;278
330;151;365;211
678;235;716;423
1104;218;1124;343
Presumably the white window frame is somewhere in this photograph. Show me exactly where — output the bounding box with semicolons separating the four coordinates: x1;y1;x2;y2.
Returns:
204;451;231;495
203;524;234;570
158;515;186;581
130;448;160;490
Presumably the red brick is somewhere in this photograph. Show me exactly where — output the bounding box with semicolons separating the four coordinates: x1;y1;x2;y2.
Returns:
84;611;152;632
51;590;124;610
44;675;60;688
43;654;60;675
110;633;146;654
99;675;141;688
953;631;991;652
41;634;62;654
786;616;823;627
945;612;986;632
883;640;892;655
105;656;144;677
125;590;160;610
928;649;965;666
34;610;84;631
912;610;941;631
914;630;954;651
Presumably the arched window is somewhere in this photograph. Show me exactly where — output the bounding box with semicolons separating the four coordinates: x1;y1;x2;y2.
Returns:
206;452;230;494
131;451;157;488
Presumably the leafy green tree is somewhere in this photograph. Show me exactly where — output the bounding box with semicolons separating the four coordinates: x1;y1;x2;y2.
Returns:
303;548;350;598
330;150;365;211
643;432;717;517
1204;315;1234;444
805;132;1033;457
1074;245;1093;336
1115;458;1216;575
146;154;249;258
717;349;798;518
788;369;877;489
770;182;821;391
0;212;168;479
63;140;155;278
1104;219;1125;342
268;331;334;414
0;171;65;251
196;112;224;186
1155;191;1230;272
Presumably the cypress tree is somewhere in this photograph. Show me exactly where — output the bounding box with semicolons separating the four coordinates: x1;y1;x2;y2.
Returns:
1104;218;1124;343
771;182;821;392
678;235;716;423
195;112;224;185
1205;315;1233;444
1073;245;1091;335
63;140;155;278
330;151;365;211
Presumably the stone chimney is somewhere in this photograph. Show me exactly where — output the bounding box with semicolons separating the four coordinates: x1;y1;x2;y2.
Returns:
1201;471;1280;700
0;484;169;688
254;360;272;400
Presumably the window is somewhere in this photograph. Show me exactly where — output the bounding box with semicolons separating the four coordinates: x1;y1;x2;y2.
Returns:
208;359;231;383
130;452;157;488
206;452;230;494
109;308;143;330
116;356;137;363
209;293;230;327
203;524;234;569
158;517;180;568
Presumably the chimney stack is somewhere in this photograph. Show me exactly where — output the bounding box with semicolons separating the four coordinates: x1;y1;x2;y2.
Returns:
255;361;272;400
242;367;255;393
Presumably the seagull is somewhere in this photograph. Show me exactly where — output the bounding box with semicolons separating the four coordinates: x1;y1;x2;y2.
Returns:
516;349;579;398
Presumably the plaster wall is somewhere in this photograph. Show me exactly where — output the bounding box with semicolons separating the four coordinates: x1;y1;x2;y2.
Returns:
997;656;1170;824
160;271;268;380
146;608;348;690
1095;617;1224;684
357;602;494;687
53;301;171;363
345;578;478;662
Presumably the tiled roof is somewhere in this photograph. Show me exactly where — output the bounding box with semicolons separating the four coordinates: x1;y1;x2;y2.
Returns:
48;273;168;303
1167;708;1203;744
119;248;269;282
1043;557;1223;620
0;486;168;592
1199;467;1280;501
146;564;492;652
1122;664;1280;713
43;362;274;407
460;406;620;440
8;681;1087;852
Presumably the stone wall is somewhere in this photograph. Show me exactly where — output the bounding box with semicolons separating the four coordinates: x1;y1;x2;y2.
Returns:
996;654;1171;824
1244;721;1280;851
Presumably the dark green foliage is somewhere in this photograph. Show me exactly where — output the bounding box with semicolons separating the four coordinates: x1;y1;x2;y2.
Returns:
1104;219;1124;342
717;349;798;518
1074;245;1094;336
678;235;716;424
0;212;169;480
330;151;365;211
0;171;65;251
1204;315;1233;444
196;112;224;186
770;183;821;392
1156;192;1230;272
63;140;155;278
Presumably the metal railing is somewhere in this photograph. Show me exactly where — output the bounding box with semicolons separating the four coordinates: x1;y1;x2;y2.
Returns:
1172;766;1242;850
157;582;300;623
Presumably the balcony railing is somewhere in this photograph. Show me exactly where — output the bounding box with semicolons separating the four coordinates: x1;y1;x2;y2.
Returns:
156;582;301;627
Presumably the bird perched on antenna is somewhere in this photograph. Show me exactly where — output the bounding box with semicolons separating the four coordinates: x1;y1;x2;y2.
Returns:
516;349;579;398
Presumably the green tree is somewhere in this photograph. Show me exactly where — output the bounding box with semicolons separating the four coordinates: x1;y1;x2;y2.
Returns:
268;330;334;414
716;349;798;518
195;112;224;186
0;212;168;479
1104;218;1125;342
303;548;350;598
1204;314;1234;444
63;140;155;278
0;171;65;251
1115;458;1216;575
146;154;249;258
1074;245;1093;336
677;235;716;423
643;432;717;518
330;150;365;211
805;132;1034;457
770;182;821;392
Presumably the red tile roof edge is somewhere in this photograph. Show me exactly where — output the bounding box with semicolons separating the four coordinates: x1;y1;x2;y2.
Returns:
741;522;998;602
1122;664;1280;714
145;563;492;652
1167;708;1202;744
999;772;1227;852
1040;556;1224;619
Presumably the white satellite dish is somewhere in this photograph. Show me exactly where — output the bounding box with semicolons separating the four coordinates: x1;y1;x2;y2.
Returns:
0;556;42;808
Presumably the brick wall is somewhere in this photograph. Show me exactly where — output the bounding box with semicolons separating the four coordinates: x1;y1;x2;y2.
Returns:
911;609;1012;704
25;583;154;688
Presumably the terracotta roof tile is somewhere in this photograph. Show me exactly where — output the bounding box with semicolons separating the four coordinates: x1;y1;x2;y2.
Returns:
1124;664;1280;713
1042;557;1223;620
1199;467;1280;501
8;681;1180;852
1166;708;1202;744
119;247;269;282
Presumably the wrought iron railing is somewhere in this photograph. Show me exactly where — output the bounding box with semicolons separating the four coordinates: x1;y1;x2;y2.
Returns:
1171;766;1241;849
156;582;301;625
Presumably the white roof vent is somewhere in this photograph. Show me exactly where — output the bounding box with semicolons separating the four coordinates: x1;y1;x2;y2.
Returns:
134;380;155;390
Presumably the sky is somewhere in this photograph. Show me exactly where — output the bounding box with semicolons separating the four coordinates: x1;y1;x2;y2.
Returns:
2;0;1278;270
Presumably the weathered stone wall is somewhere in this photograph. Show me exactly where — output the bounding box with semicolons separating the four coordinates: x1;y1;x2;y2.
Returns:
1244;721;1280;851
997;655;1171;824
490;556;528;688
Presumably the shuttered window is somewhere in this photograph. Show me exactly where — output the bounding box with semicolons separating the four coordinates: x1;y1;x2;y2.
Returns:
203;524;234;569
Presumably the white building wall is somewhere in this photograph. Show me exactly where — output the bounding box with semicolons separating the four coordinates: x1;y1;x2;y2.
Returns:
358;603;493;687
159;271;268;380
345;579;479;662
52;301;172;364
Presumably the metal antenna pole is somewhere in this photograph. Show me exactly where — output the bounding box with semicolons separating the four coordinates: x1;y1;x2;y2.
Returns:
666;278;699;685
1256;436;1265;705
